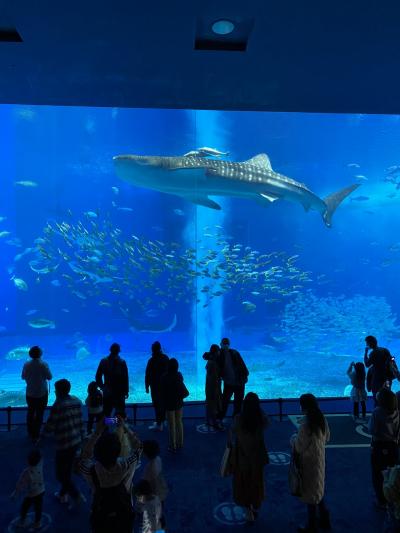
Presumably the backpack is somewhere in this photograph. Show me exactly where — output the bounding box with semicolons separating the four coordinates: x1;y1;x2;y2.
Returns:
90;465;135;533
386;355;400;381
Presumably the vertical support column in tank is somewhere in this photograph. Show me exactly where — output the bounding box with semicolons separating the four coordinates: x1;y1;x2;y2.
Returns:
185;110;229;398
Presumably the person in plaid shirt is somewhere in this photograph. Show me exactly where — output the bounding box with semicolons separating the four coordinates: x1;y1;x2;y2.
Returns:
43;378;86;508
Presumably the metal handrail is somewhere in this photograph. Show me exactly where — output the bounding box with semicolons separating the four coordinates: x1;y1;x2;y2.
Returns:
0;395;353;431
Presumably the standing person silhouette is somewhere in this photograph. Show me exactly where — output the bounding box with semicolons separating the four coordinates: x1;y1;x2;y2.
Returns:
21;346;52;443
218;338;249;420
145;341;169;431
364;336;392;405
96;343;129;417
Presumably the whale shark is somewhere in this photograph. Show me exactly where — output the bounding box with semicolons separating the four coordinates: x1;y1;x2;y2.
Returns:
113;153;360;227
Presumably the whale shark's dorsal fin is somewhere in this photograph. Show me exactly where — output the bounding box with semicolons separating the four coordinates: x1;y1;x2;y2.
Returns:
246;154;272;169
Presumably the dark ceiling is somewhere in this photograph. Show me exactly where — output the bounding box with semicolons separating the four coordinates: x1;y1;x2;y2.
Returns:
1;0;400;114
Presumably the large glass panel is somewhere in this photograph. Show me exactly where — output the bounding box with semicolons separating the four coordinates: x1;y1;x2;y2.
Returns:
1;107;399;406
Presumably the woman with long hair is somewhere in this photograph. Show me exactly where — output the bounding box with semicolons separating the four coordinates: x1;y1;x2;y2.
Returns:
346;361;367;420
290;393;331;532
231;392;269;523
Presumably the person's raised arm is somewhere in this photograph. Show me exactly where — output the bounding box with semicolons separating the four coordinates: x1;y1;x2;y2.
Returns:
292;422;311;454
95;360;104;390
122;361;129;398
77;418;106;479
364;347;373;367
21;362;27;381
44;362;52;381
145;359;151;393
80;418;105;461
119;417;141;450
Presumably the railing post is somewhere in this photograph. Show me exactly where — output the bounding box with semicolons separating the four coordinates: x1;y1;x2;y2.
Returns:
278;398;283;422
7;406;12;431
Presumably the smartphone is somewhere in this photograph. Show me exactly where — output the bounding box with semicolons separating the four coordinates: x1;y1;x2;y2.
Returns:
104;417;119;426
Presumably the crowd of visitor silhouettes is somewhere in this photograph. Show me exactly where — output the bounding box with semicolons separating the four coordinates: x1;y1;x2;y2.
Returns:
9;334;400;532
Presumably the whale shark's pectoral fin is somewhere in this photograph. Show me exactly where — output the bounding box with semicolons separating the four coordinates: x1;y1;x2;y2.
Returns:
182;194;222;210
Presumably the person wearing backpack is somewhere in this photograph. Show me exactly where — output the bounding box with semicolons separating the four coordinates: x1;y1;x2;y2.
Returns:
95;343;129;417
79;417;142;533
218;338;249;420
364;336;392;405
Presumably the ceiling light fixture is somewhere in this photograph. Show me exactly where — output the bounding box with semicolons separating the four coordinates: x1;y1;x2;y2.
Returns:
211;19;235;36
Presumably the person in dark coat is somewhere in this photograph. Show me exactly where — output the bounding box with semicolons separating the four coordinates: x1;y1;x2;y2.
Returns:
161;358;189;451
218;338;249;419
203;344;223;429
369;387;400;508
231;392;269;523
364;335;392;405
145;341;169;431
95;343;129;417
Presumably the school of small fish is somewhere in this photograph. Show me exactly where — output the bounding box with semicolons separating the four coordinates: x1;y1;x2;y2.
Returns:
0;211;316;335
279;292;400;354
51;216;309;309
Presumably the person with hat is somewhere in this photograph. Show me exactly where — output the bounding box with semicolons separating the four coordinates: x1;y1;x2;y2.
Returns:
95;343;129;417
21;346;52;442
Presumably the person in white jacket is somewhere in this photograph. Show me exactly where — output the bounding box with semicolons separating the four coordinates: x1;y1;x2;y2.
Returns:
134;479;163;533
290;393;331;533
10;449;45;530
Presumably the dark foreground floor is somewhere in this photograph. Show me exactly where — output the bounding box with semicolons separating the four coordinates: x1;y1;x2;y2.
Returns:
0;414;386;532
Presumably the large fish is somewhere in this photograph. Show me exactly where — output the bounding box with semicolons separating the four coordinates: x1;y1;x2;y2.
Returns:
113;153;359;227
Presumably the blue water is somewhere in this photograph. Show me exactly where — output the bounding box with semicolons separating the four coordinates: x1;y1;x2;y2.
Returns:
1;106;400;407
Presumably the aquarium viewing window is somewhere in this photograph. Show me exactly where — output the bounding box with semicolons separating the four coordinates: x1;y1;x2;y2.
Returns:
0;105;399;408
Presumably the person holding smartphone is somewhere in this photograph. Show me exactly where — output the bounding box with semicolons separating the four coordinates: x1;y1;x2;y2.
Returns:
78;416;142;533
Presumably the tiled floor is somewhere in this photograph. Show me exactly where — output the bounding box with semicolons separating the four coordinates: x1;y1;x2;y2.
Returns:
0;413;386;532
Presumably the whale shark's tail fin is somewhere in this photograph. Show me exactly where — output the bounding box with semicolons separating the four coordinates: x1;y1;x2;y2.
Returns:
322;183;360;227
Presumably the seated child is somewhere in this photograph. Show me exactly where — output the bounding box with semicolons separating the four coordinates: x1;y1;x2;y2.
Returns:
85;381;103;434
11;449;45;530
134;479;163;533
